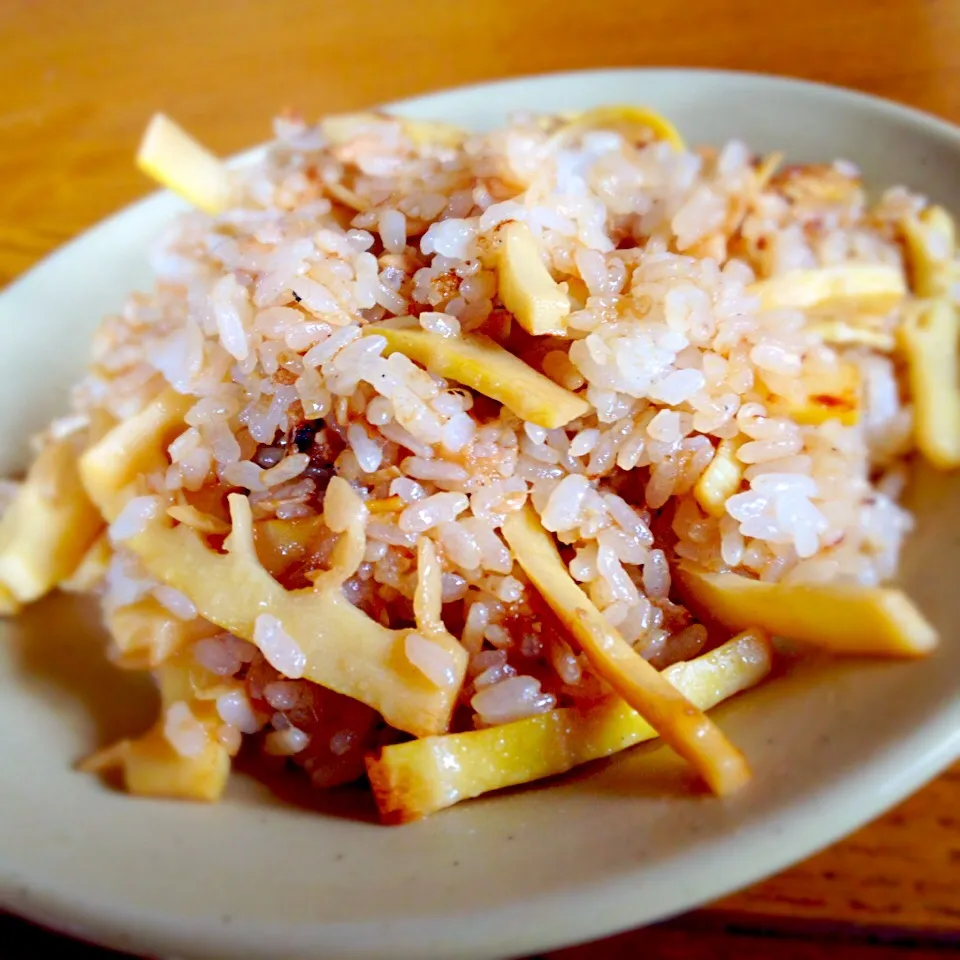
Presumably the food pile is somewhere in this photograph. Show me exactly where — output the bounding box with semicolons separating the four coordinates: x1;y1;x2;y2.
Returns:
0;105;954;822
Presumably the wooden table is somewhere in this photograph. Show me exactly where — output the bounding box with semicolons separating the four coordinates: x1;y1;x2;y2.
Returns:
2;0;959;956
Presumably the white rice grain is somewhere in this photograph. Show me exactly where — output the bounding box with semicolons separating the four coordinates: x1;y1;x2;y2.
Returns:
163;701;208;758
265;726;311;756
404;633;459;688
471;675;556;725
216;689;262;734
399;492;469;533
109;496;161;543
152;585;198;621
378;209;407;253
254;614;307;679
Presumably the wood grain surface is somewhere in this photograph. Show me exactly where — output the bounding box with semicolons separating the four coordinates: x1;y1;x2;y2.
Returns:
2;0;959;956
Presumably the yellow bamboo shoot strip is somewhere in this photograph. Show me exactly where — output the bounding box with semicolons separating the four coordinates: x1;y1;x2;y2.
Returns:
60;533;112;593
367;629;772;823
137;113;232;214
694;439;744;517
129;495;467;737
79;388;193;510
755;152;784;189
772;361;861;427
553;106;685;152
82;658;231;802
496;221;571;336
166;504;231;535
749;265;906;313
501;505;751;797
898;298;960;469
902;206;957;298
368;320;590;429
107;596;221;670
0;439;103;603
676;563;938;657
808;319;895;352
79;397;468;736
118;720;231;802
0;583;20;616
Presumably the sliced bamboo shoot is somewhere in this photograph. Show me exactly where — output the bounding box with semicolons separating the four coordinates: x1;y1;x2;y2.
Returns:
553;106;685;151
79;388;193;511
368;321;590;429
501;505;751;796
367;629;771;823
0;583;21;616
0;439;103;603
808;319;895;352
676;564;938;656
137;113;231;214
81;659;231;802
60;533;112;593
122;494;467;737
750;265;906;313
898;298;960;469
772;362;861;427
902;205;957;298
496;221;571;336
107;596;221;670
694;439;744;517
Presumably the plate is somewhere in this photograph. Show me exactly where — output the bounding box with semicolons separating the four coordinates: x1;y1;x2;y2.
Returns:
2;68;960;960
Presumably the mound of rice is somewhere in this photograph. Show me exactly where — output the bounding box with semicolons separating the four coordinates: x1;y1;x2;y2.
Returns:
2;106;943;801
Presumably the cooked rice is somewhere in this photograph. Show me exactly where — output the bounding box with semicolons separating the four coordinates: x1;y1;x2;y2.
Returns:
8;107;947;793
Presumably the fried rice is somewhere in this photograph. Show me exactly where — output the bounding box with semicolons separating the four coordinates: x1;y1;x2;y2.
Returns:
0;105;953;821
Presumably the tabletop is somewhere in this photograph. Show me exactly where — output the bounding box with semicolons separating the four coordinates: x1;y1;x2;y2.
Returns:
2;0;960;956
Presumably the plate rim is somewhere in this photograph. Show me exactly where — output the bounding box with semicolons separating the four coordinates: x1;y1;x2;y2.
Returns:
4;66;960;960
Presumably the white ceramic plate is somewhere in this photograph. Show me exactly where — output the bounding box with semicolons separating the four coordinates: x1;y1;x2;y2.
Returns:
2;69;960;960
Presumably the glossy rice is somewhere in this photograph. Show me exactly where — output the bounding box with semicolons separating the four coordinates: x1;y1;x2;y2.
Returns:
6;110;935;789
